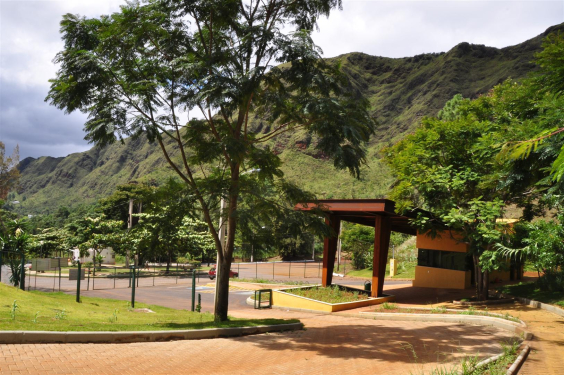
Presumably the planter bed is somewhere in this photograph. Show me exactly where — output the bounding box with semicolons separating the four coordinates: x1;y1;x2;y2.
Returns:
272;285;395;313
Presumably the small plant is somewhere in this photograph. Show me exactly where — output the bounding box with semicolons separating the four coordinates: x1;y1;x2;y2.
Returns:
55;309;67;320
10;300;18;320
109;308;119;323
126;301;133;311
32;311;40;324
430;306;447;314
458;306;476;316
381;302;398;310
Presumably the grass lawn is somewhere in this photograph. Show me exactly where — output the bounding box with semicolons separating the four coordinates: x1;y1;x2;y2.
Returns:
346;261;416;279
497;282;564;308
0;284;297;332
285;285;369;304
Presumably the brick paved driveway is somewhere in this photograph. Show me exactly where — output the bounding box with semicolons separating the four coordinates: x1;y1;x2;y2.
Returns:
0;307;514;375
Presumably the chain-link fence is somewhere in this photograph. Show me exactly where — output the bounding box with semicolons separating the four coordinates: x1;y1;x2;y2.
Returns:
2;258;350;293
24;264;209;293
230;259;348;281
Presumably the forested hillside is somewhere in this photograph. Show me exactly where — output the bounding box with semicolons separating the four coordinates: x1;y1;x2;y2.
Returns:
12;23;564;215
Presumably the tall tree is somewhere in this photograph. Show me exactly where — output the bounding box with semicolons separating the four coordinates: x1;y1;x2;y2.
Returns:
46;0;374;321
67;215;123;273
0;142;20;201
383;99;513;300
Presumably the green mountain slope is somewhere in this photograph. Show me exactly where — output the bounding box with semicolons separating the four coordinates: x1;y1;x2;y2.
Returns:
13;24;564;215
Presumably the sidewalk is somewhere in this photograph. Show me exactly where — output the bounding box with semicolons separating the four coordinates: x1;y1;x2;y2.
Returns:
0;299;515;375
378;283;564;375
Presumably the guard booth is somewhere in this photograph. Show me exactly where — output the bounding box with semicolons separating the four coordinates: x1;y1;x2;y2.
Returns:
295;199;419;297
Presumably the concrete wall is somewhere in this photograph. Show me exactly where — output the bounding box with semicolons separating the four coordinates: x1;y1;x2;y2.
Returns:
416;231;468;252
413;266;471;289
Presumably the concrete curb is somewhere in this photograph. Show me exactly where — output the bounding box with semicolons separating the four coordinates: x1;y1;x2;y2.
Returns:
245;297;532;340
510;296;564;318
506;345;530;375
0;323;304;344
453;298;515;306
357;311;533;340
246;296;331;314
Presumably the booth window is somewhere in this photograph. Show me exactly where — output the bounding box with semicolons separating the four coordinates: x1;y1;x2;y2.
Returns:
417;249;472;271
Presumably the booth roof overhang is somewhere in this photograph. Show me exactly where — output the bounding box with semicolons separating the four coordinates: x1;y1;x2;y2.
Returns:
295;199;421;235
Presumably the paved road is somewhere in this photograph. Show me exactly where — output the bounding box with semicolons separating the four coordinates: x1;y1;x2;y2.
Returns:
0;307;514;375
75;278;410;313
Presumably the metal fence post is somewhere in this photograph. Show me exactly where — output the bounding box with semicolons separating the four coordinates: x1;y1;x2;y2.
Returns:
191;271;196;312
87;268;90;291
131;265;136;308
76;261;81;303
114;267;116;289
19;254;25;291
153;265;155;286
255;261;258;279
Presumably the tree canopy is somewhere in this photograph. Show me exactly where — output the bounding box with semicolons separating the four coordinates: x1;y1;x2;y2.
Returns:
47;0;374;321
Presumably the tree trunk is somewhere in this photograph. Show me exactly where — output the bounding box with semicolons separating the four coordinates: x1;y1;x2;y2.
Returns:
482;269;490;301
214;255;231;322
473;254;481;298
213;166;241;321
166;250;171;274
472;254;489;301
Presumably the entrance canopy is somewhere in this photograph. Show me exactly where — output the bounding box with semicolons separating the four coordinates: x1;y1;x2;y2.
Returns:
296;199;418;235
295;199;422;297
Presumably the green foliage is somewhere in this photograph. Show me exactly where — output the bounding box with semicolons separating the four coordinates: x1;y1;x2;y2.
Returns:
10;300;18;320
341;223;374;269
497;218;564;283
54;309;67;320
381;302;398;310
437;94;465;121
0;219;30;287
45;0;378;321
499;281;564;306
98;182;158;226
0;142;20;200
67;215;123;263
133;180;215;269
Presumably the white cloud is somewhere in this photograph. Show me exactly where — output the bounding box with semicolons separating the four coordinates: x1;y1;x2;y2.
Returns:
313;1;564;58
0;0;562;159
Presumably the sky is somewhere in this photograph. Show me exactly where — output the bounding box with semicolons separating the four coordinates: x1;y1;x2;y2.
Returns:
1;0;563;160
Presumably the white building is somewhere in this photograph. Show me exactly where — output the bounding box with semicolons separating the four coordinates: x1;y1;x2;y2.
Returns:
70;248;116;265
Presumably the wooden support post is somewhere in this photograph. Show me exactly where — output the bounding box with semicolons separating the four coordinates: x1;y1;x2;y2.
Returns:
322;215;340;287
372;215;391;297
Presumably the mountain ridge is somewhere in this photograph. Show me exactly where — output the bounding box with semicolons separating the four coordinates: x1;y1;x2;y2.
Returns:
12;23;564;215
